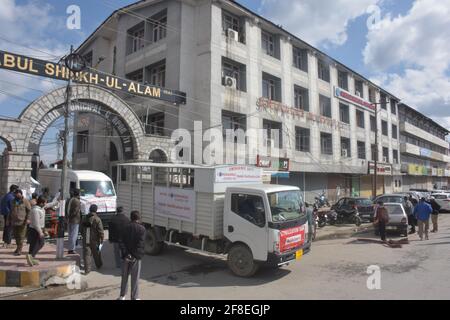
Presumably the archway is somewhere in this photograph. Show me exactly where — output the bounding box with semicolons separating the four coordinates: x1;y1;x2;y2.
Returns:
0;84;146;193
149;149;168;163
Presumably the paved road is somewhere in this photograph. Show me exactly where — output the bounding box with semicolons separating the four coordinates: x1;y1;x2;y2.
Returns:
4;215;450;300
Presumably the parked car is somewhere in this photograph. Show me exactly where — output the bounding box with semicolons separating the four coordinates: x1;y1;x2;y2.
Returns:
374;194;407;205
332;197;374;222
431;193;450;212
394;192;419;205
374;203;408;237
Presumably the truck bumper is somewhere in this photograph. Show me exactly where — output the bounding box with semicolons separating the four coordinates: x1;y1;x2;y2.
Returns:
266;242;311;267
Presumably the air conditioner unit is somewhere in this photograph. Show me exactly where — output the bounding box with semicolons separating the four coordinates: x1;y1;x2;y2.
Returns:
341;149;348;157
355;90;361;97
223;76;237;89
227;28;239;42
383;156;388;163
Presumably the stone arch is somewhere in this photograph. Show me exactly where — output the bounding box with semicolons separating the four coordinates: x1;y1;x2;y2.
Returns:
149;148;168;163
19;84;145;159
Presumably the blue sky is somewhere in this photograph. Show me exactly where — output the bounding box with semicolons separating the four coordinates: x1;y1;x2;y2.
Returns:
1;0;449;163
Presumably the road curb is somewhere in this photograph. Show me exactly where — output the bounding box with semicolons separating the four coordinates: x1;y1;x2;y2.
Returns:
0;264;76;287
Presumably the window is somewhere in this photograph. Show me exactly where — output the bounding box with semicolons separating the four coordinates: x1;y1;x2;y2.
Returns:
357;141;366;160
146;60;166;87
263;119;283;148
295;127;310;152
143;112;165;135
294;85;309;111
391;99;397;115
77;131;89;153
318;59;330;82
338;70;348;90
381;120;388;136
393;149;399;164
262;72;281;102
371;144;377;161
319;95;332;118
149;10;167;43
222;111;246;142
383;147;389;163
355;79;364;98
127;22;145;54
231;194;266;227
222;57;246;91
370;116;376;132
380;93;387;110
83;51;93;67
369;87;376;103
262;30;275;57
320;132;333;155
222;10;245;43
356;110;365;128
126;69;144;83
392;124;398;139
293;47;308;72
341;137;351;158
339;103;349;124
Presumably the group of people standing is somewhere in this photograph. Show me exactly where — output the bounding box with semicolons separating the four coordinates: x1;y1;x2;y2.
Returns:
1;184;47;266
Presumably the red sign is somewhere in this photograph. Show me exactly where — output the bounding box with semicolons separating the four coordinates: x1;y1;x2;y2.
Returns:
334;87;375;111
279;226;305;252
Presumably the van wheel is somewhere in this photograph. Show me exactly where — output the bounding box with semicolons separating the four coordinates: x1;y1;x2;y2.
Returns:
145;227;164;256
227;244;259;277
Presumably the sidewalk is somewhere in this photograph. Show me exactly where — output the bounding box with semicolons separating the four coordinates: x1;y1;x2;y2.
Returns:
314;223;374;241
0;232;80;288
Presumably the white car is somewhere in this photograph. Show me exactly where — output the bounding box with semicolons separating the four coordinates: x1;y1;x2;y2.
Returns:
431;193;450;212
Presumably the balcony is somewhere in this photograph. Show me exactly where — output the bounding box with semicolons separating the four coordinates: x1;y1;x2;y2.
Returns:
400;122;449;149
400;142;448;162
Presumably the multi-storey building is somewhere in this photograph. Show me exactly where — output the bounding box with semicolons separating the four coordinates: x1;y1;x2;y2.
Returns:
72;0;404;202
398;103;450;190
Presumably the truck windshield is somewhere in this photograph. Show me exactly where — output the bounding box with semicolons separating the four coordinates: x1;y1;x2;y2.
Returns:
80;181;116;198
268;190;304;222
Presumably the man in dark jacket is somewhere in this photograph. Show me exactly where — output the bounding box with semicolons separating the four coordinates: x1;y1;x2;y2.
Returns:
67;189;82;255
109;207;130;268
1;184;18;247
118;211;146;301
81;204;104;274
428;197;441;233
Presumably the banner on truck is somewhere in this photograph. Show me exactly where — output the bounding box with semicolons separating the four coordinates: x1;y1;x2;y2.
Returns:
279;226;305;252
215;166;263;183
154;187;196;222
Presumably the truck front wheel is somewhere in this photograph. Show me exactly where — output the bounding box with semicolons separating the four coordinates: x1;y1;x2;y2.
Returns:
145;227;164;256
227;244;259;277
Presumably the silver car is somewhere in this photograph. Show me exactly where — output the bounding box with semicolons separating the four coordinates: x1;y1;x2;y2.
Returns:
375;203;408;237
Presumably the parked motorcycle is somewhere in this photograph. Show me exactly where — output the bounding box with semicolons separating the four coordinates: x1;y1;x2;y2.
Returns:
316;209;328;228
327;209;362;226
314;190;330;209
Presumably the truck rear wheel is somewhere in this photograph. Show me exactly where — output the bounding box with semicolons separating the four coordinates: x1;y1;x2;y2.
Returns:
227;244;259;277
145;227;164;256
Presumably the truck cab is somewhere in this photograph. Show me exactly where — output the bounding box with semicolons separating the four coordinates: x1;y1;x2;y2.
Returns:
224;185;310;276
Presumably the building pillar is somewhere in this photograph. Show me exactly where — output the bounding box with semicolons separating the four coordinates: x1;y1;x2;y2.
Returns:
1;151;33;195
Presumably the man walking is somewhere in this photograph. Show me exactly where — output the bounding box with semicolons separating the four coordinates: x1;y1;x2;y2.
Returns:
109;207;130;269
414;197;433;241
403;196;415;234
1;184;18;248
118;211;146;301
81;204;104;274
428;197;441;233
26;196;47;266
374;201;389;242
10;189;31;256
67;189;82;255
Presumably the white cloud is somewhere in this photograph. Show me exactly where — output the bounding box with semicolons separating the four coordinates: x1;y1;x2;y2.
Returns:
364;0;450;129
259;0;381;46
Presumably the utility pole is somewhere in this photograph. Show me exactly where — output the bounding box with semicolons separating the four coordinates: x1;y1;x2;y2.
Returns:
56;46;86;259
372;102;378;199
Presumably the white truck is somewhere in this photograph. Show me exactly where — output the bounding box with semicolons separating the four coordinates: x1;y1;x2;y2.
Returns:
38;169;117;224
117;163;311;277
